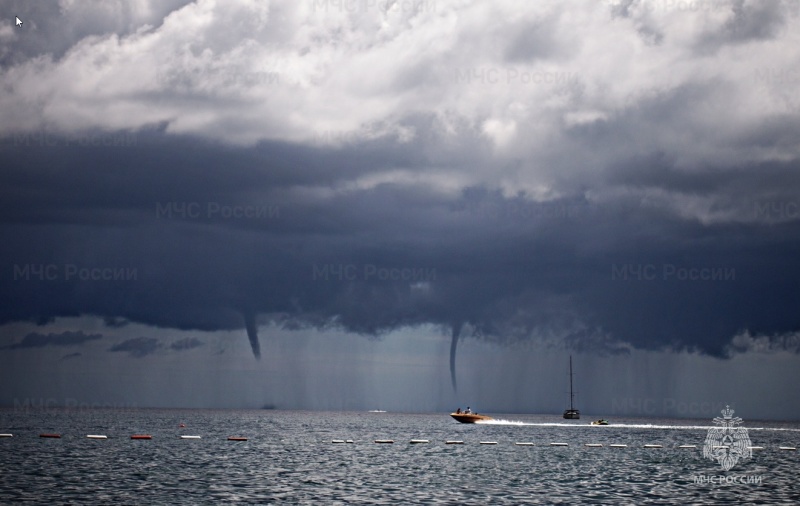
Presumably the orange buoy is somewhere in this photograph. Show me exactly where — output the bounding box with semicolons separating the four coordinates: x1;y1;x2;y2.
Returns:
130;435;152;440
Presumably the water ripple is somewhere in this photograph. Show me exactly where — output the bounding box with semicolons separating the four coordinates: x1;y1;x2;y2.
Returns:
1;409;797;504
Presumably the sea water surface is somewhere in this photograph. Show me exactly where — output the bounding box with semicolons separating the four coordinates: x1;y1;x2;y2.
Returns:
1;409;798;504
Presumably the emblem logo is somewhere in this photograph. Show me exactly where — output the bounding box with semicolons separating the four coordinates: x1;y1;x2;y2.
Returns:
703;405;752;471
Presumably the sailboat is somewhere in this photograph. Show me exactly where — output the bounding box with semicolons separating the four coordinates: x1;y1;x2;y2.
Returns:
562;355;580;419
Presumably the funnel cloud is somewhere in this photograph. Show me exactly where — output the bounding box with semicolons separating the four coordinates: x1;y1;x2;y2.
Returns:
449;322;463;392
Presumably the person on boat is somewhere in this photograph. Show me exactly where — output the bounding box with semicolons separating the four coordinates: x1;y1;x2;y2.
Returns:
465;406;472;414
456;408;461;414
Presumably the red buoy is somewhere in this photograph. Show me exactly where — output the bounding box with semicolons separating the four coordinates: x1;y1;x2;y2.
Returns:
130;435;152;440
179;424;186;428
39;433;61;438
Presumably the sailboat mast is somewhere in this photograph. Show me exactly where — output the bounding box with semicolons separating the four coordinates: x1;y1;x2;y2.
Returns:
563;355;579;419
569;355;574;410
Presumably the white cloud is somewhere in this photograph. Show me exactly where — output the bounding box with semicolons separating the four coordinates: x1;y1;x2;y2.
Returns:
481;118;517;149
726;330;800;355
1;0;799;202
0;24;14;41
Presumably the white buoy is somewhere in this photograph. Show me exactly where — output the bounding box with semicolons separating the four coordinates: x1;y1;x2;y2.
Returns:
0;434;13;438
515;442;534;446
678;445;696;449
585;443;603;447
550;443;568;446
445;440;464;445
374;440;394;444
332;440;346;443
609;444;627;448
410;439;430;444
779;446;796;451
180;435;201;439
86;435;107;439
644;444;663;448
480;441;497;445
748;446;764;450
712;445;729;449
346;440;354;443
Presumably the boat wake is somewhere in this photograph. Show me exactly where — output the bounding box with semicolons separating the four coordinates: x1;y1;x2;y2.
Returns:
476;419;536;426
474;420;800;432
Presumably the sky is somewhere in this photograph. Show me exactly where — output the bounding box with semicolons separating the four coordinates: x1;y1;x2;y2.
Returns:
1;0;799;420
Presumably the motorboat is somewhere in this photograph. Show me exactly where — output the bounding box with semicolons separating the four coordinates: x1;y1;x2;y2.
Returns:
450;412;493;423
590;419;609;425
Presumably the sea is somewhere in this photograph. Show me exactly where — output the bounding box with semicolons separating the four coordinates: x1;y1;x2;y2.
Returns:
1;409;798;504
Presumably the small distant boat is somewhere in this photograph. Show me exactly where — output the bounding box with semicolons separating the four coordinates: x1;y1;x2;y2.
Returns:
368;410;387;413
591;419;609;426
450;412;493;423
563;355;580;420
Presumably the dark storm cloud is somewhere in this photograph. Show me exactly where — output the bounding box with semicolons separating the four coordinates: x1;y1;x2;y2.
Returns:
170;337;204;351
108;337;161;358
2;131;798;363
1;0;799;390
103;317;130;328
2;331;102;349
695;0;789;52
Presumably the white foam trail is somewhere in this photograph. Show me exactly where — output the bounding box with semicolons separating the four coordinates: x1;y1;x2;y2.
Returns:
474;420;800;432
476;419;536;426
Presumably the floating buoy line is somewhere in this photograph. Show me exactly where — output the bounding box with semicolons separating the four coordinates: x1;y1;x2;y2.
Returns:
1;433;795;451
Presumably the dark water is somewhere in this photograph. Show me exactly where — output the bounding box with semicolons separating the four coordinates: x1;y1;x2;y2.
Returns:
1;409;798;504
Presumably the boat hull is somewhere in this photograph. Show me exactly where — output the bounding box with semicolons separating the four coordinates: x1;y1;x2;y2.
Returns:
563;409;580;420
450;413;493;423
